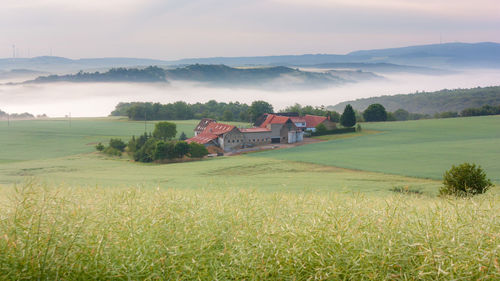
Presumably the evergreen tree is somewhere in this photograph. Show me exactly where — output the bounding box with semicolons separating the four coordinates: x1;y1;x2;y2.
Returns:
340;104;356;127
179;132;187;141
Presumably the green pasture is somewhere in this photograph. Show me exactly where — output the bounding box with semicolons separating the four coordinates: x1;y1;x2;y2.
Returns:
0;153;441;195
256;115;500;183
0;118;246;163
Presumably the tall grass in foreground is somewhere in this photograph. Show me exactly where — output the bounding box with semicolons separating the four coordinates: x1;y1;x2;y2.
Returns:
0;183;498;280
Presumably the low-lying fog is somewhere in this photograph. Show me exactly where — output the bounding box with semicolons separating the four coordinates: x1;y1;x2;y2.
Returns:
1;70;499;117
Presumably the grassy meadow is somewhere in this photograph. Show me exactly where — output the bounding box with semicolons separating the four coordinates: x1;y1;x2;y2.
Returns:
0;116;499;279
0;118;198;163
257;115;500;183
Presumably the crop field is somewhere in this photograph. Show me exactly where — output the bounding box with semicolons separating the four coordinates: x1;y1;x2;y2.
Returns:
256;115;500;183
0;182;498;280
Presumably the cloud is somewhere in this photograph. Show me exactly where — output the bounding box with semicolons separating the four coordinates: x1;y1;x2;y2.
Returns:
274;0;500;20
0;0;498;59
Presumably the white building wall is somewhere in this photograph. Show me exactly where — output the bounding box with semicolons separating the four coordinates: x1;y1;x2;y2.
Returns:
288;131;296;143
296;131;304;142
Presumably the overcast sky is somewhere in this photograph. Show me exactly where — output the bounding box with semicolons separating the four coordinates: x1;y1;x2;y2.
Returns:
1;0;499;60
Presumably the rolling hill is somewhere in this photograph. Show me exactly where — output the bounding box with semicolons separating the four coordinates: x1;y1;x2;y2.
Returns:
329;86;500;114
22;64;382;88
1;42;498;74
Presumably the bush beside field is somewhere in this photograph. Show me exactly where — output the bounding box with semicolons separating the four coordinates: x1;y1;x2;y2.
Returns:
1;183;498;280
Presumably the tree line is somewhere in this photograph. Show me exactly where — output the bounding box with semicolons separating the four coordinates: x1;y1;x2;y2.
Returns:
0;109;44;120
338;103;500;123
32;66;167;83
329;86;500;115
111;100;344;123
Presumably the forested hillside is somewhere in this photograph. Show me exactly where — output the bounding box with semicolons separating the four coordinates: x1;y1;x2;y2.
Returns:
30;66;167;83
23;64;380;87
329;86;500;114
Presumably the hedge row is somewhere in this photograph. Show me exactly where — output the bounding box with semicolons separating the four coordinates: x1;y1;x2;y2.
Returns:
311;127;356;136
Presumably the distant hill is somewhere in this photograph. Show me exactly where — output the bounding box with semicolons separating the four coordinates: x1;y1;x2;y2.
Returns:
23;64;382;88
1;42;498;73
0;56;169;73
328;86;500;115
28;66;167;83
302;63;450;75
172;42;500;69
0;69;49;80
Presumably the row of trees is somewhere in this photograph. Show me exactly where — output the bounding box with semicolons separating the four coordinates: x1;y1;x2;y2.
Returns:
96;122;208;162
279;104;341;122
112;100;349;124
111;100;275;123
339;102;500;124
0;109;39;120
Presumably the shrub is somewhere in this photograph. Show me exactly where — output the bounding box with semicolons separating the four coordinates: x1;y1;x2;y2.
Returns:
174;141;190;158
95;142;105;151
188;142;209;158
134;139;157;162
310;127;356;136
393;108;410;121
109;138;126;152
315;123;327;134
390;186;423;195
440;163;493;196
153;141;175;160
103;146;122;157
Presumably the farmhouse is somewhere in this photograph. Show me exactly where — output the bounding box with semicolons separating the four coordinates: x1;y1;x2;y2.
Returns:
301;114;337;131
186;122;243;152
187;113;335;152
260;113;336;132
194;118;216;136
187;113;318;152
258;114;304;144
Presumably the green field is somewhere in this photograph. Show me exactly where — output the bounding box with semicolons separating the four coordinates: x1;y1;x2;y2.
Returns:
257;115;500;183
0;116;499;279
0;118;247;163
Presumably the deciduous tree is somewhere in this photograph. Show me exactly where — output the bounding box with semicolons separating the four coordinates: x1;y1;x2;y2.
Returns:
153;122;177;141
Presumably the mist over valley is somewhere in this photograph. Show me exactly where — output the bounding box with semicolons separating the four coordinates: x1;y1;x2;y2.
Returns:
1;69;499;117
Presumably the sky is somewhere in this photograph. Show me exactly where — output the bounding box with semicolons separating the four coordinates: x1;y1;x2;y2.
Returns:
1;0;499;60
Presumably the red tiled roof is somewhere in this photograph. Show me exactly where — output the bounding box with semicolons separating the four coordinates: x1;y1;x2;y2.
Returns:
203;122;235;135
290;117;306;123
259;114;290;128
304;115;327;128
194;118;216;134
240;127;271;133
186;133;218;144
187;122;236;145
